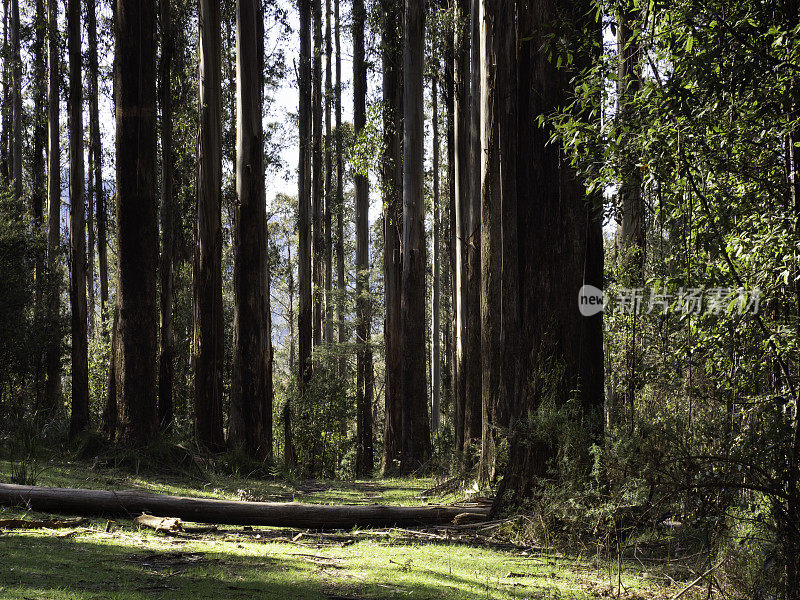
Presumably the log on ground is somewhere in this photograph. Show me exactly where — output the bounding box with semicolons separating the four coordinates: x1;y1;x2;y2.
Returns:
0;484;489;529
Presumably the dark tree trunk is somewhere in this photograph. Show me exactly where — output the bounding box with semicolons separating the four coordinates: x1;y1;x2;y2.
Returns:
324;0;334;345
1;0;9;184
194;0;225;451
68;0;89;438
10;0;20;207
115;0;159;446
462;0;482;458
87;0;102;338
353;0;372;477
380;0;404;475
230;0;271;459
298;0;313;393
334;0;346;376
400;0;431;473
452;0;469;454
43;0;60;413
496;0;604;505
32;0;46;403
312;0;323;347
91;0;108;327
431;76;441;434
444;2;457;452
158;0;176;431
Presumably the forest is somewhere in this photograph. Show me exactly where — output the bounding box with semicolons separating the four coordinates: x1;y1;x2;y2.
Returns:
0;0;798;598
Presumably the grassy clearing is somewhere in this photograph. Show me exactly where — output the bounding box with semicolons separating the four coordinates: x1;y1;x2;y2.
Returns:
0;459;687;599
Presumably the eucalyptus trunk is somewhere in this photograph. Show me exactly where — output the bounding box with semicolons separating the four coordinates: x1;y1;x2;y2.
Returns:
68;0;89;438
298;0;313;392
115;0;159;446
311;0;324;347
400;0;431;473
194;0;225;451
230;0;271;459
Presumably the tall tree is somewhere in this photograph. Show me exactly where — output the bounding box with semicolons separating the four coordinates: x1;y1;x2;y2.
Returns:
334;0;346;374
380;0;404;474
115;0;159;445
230;0;271;459
400;0;431;473
431;75;441;434
1;0;9;183
87;0;103;334
462;0;482;457
311;0;323;346
497;0;604;504
324;0;333;344
68;0;89;438
43;0;60;413
31;0;46;385
10;0;20;206
298;0;313;392
195;0;225;451
452;0;469;454
90;0;108;325
158;0;176;430
353;0;372;476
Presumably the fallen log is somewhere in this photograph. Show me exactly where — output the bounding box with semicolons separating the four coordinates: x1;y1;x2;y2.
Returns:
0;484;489;529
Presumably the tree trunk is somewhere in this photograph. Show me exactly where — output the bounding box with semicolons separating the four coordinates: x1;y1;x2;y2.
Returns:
0;483;488;529
194;0;225;451
1;0;9;184
230;0;271;459
380;0;404;475
353;0;371;477
312;0;324;347
496;0;604;505
31;0;46;403
478;0;501;482
43;0;60;413
431;77;441;434
68;0;89;438
400;0;431;473
115;0;159;446
10;0;20;208
158;0;176;431
87;0;104;335
298;0;313;393
334;0;346;376
91;0;108;328
324;0;334;345
452;0;469;454
462;0;482;458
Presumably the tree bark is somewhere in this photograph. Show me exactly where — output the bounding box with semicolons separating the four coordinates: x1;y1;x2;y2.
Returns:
43;0;61;413
496;0;604;505
462;0;482;458
298;0;313;393
68;0;89;438
194;0;225;451
353;0;372;477
158;0;176;431
10;0;20;208
334;0;346;376
400;0;431;473
31;0;46;403
452;0;469;454
312;0;324;347
431;76;441;434
324;0;334;345
230;0;271;459
87;0;104;335
380;0;404;475
90;0;107;328
0;483;488;529
115;0;159;446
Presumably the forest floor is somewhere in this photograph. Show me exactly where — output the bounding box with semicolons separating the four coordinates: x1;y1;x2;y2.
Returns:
0;457;696;600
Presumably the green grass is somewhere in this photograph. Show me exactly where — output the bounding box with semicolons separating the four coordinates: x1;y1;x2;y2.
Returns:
0;458;681;599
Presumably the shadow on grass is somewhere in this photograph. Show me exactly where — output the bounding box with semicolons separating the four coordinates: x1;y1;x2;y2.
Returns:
0;531;572;600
